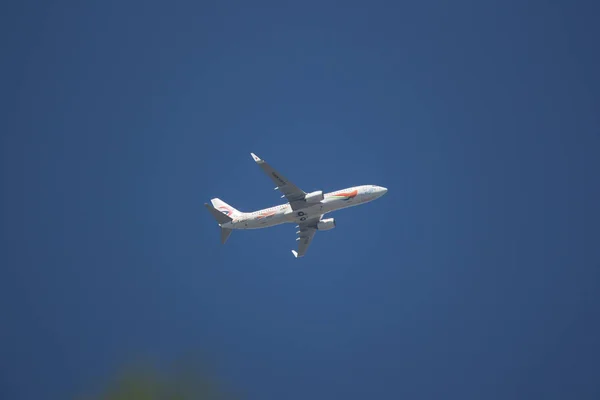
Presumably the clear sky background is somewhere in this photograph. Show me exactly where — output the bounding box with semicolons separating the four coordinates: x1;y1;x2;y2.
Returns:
2;1;599;399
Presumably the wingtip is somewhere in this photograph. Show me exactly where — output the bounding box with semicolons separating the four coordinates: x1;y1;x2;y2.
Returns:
291;250;298;258
250;152;260;161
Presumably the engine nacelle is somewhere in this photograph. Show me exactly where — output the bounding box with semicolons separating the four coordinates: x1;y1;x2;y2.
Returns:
317;218;336;231
304;190;324;203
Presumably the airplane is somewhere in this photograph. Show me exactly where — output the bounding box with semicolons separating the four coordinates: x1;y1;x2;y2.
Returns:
204;152;388;258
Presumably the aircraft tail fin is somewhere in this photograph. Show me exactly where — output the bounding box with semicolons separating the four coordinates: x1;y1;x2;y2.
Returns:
205;202;237;244
210;198;241;218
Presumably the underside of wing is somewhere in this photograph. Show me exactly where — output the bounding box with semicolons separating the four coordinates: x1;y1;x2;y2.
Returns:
251;152;306;210
291;216;321;258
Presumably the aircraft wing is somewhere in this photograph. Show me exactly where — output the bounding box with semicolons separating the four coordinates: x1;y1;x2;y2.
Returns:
291;217;321;258
251;152;306;210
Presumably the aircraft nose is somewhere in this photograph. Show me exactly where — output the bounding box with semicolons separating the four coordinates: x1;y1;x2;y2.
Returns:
378;186;388;195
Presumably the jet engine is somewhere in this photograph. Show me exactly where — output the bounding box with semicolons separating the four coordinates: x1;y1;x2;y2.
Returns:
317;218;336;231
304;190;324;203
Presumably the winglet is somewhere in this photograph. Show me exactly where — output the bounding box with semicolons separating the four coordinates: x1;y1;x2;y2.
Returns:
250;152;264;164
291;250;299;258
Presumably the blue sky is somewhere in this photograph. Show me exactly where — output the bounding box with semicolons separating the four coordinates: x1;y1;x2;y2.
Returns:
1;1;599;399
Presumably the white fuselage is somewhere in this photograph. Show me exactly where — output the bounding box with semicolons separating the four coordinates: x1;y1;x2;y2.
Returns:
221;185;387;230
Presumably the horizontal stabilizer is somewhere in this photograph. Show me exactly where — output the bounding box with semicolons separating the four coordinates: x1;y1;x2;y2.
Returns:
221;227;232;244
204;203;233;224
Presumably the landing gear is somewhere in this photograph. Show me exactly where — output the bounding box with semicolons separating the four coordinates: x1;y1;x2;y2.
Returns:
297;211;305;216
